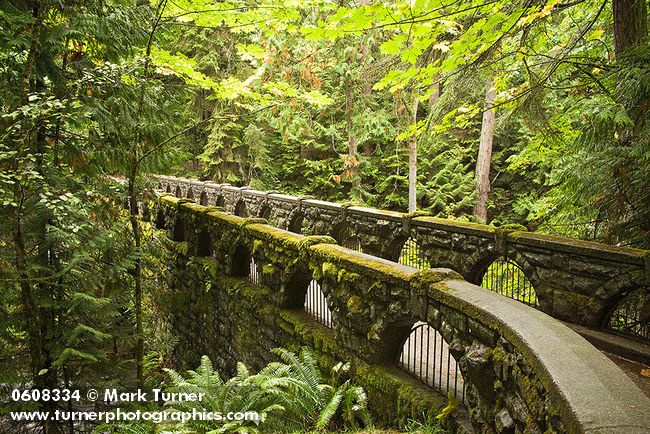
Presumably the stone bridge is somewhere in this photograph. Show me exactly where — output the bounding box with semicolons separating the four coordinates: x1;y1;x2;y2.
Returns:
153;175;649;331
149;176;650;434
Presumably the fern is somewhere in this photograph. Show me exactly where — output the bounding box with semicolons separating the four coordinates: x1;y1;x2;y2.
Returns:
112;347;372;433
315;384;344;430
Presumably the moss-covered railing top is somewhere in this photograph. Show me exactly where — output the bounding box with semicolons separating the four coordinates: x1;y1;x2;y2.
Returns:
153;193;650;434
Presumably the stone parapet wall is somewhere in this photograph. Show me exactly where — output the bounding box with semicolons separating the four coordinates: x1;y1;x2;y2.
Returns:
152;175;649;329
152;194;650;434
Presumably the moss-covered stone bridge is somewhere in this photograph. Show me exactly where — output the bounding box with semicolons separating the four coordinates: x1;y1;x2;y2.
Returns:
148;175;650;434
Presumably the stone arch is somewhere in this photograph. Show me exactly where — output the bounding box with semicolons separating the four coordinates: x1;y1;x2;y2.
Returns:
288;212;304;234
230;243;251;277
199;191;208;206
397;237;430;269
196;228;213;257
475;256;539;308
332;222;362;252
397;321;465;402
259;205;271;220
283;266;333;327
467;252;502;285
234;200;248;217
373;317;419;365
172;216;186;242
215;195;225;208
386;233;411;262
283;266;313;309
330;220;347;241
604;287;649;341
174;186;182;198
259;205;278;226
155;209;165;229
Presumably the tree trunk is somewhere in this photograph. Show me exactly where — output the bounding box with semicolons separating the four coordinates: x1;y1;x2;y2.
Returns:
15;4;61;433
129;0;167;387
428;75;440;107
474;77;496;224
345;74;360;196
128;172;144;387
613;0;648;57
613;0;648;139
408;92;419;213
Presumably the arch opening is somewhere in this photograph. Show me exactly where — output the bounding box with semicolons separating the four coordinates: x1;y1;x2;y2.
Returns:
172;217;186;242
196;229;213;257
215;195;225;208
288;213;304;234
259;205;278;226
337;226;362;252
479;257;538;308
199;192;208;206
174;186;182;198
187;189;195;200
605;289;649;342
165;185;171;194
234;200;248;217
397;322;465;403
398;238;430;269
304;279;332;328
155;210;165;229
231;244;250;278
283;268;312;309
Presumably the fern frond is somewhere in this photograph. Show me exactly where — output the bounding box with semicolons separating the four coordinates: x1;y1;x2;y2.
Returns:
316;385;344;430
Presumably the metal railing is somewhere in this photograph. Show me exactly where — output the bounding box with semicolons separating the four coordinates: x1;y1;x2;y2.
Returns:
304;279;332;328
247;257;261;285
398;238;430;269
480;257;539;308
607;290;650;341
398;322;465;403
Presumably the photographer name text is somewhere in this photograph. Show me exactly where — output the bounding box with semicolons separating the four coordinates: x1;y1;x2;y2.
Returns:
105;389;204;403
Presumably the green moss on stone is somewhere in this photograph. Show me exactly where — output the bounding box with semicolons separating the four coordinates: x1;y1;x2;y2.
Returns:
496;223;527;233
253;239;264;254
337;268;360;283
181;202;210;213
262;263;276;276
311;244;415;282
247;223;303;246
160;195;181;206
206;210;246;226
411;269;463;297
311;266;323;281
347;296;363;314
414;216;497;235
300;235;337;249
322;262;338;280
